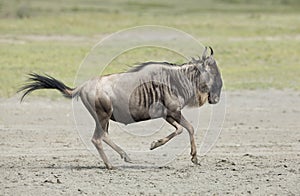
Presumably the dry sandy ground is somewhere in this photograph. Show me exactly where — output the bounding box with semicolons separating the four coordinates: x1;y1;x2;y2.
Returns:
0;90;299;195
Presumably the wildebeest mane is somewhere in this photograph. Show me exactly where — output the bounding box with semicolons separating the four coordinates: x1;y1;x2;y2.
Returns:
128;61;178;73
128;56;205;73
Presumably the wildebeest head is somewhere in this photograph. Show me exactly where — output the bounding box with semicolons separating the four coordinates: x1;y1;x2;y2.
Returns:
196;46;223;104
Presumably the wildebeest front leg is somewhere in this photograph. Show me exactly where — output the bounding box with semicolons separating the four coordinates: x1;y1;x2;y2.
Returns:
150;117;183;150
179;116;200;165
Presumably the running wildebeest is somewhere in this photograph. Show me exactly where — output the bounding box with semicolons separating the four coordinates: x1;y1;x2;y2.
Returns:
19;46;223;169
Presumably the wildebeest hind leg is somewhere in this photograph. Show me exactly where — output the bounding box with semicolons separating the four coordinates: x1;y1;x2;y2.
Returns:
91;126;113;169
102;132;133;163
81;93;114;169
94;96;132;164
150;117;183;150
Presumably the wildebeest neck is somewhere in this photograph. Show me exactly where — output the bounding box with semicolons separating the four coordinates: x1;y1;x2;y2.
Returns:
132;62;205;108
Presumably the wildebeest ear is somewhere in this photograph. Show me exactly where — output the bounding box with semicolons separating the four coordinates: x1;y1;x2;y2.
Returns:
202;46;208;61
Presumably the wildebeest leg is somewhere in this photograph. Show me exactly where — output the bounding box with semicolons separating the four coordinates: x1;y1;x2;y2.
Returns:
178;115;200;165
94;95;132;164
150;117;183;150
81;93;113;169
102;132;133;163
91;124;113;169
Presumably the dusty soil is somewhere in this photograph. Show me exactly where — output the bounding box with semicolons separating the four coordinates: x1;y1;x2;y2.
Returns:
0;90;299;195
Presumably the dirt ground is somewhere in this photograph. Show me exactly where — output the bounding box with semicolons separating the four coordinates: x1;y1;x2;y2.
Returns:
0;90;299;195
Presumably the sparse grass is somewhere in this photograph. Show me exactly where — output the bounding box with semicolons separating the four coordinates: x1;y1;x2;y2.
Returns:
0;0;299;97
0;42;89;97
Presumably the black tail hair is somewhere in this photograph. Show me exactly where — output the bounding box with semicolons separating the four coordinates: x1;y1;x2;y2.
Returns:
18;73;74;101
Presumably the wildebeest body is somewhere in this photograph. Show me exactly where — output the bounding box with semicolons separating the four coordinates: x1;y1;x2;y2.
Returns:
19;46;222;169
104;61;212;124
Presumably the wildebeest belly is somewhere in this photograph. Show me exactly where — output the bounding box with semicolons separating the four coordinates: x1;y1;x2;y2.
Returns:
110;100;167;124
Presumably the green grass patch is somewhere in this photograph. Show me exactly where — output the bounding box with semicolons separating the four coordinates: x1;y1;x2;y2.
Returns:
0;0;299;97
0;42;89;97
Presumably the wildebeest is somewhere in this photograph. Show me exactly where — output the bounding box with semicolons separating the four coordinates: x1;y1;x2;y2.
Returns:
19;46;223;169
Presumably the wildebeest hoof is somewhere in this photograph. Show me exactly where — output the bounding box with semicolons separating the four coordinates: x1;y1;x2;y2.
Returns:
150;139;163;150
124;156;133;163
191;156;201;165
120;153;133;163
105;164;116;170
150;141;157;150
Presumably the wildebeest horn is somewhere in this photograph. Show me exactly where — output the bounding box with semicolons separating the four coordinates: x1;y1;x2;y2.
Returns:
209;46;214;56
202;46;208;60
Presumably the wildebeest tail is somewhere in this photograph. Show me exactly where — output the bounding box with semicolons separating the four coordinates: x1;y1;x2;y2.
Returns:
19;73;80;101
